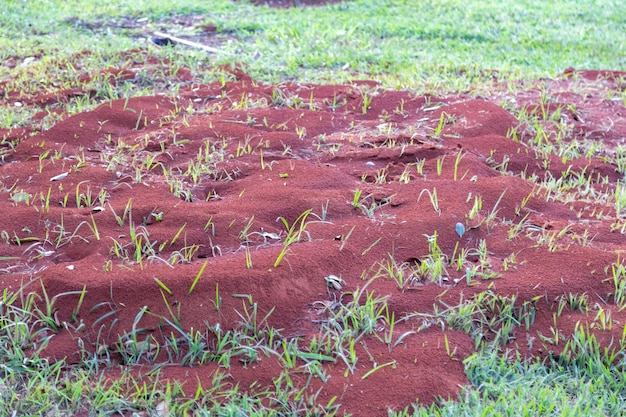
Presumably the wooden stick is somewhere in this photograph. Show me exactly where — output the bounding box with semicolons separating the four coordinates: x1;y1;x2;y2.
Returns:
152;31;221;54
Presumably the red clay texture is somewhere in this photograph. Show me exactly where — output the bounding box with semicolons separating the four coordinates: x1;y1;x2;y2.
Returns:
1;51;626;415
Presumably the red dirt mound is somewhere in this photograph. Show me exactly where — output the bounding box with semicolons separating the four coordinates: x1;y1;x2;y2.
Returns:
2;57;626;414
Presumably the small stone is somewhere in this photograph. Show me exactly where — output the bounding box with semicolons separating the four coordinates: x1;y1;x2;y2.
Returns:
50;172;69;182
455;222;466;238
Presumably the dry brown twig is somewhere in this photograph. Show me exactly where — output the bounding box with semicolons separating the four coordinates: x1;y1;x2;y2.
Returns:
152;31;222;54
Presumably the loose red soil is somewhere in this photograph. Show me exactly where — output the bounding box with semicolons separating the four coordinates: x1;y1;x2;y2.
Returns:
249;0;346;7
1;51;626;415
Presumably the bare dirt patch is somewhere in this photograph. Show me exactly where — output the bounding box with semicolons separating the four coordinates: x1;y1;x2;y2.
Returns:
248;0;347;7
2;50;626;414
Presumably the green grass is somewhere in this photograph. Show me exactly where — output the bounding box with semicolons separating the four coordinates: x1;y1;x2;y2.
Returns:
1;0;624;93
1;0;624;131
406;341;626;416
